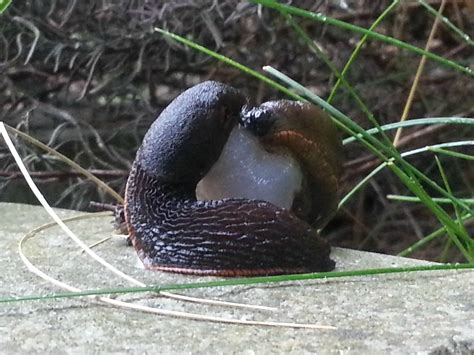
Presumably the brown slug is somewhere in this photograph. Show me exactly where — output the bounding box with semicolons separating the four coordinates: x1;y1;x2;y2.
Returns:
241;100;343;229
124;81;340;276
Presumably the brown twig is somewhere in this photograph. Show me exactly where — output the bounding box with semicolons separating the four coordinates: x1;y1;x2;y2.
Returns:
393;0;447;146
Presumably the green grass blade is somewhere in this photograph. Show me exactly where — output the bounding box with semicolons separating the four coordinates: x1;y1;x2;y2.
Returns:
0;0;11;13
418;0;474;46
434;155;470;256
339;163;388;209
2;263;473;304
328;0;400;103
428;147;474;161
388;195;474;205
397;214;474;257
154;28;300;101
402;141;474;157
343;117;474;145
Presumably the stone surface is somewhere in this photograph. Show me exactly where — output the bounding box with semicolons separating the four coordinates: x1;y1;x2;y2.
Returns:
0;202;473;354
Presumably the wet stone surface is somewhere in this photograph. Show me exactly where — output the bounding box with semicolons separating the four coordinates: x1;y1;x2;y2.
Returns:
0;203;473;354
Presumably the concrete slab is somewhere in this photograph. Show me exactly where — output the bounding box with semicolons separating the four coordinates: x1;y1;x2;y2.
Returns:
0;202;472;354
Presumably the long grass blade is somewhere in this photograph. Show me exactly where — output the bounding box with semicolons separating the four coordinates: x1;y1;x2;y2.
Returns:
2;263;473;304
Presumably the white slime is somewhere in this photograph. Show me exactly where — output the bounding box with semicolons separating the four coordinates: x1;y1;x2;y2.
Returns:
196;126;302;209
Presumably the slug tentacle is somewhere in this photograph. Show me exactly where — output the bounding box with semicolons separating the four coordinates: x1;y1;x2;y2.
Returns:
124;81;337;276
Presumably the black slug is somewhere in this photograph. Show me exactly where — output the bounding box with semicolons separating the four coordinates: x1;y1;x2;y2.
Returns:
124;81;338;276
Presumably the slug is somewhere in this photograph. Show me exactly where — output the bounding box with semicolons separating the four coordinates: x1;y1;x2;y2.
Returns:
241;100;343;229
124;81;339;276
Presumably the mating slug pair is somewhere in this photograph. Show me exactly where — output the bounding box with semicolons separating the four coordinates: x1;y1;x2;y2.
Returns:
123;81;343;276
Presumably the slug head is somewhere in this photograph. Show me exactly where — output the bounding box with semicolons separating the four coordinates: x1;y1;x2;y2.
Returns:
138;81;246;184
240;105;278;136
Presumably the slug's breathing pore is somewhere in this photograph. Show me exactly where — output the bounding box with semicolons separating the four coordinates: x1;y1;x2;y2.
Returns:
124;81;340;276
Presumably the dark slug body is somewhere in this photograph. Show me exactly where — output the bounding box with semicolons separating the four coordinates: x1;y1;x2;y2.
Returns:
125;81;336;276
